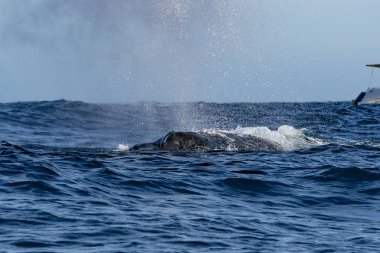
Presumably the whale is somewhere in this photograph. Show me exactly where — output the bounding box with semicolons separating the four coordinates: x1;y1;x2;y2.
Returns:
130;131;282;152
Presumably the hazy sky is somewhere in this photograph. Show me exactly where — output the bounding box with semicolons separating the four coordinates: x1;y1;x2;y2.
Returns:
1;0;380;103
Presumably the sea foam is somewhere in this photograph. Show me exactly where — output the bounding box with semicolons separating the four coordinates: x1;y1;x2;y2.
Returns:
205;125;323;151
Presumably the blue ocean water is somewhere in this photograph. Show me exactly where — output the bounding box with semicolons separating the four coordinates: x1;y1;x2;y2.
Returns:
0;100;379;252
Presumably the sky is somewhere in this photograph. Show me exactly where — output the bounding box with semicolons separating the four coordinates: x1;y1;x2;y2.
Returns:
1;0;380;103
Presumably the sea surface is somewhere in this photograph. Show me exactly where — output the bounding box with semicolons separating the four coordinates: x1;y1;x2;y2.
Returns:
0;100;379;252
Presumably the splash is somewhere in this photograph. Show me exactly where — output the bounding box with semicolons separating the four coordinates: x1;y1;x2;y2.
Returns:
114;144;129;152
216;125;324;151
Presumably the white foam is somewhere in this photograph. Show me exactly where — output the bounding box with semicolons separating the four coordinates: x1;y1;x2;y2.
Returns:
115;144;129;151
205;125;323;151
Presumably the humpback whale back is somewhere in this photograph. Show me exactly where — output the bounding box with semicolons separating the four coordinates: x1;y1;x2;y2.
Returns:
158;132;211;151
130;131;283;152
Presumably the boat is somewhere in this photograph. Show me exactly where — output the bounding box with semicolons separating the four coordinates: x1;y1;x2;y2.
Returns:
352;64;380;105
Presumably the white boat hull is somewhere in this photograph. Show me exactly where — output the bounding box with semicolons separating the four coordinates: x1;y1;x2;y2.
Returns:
353;87;380;105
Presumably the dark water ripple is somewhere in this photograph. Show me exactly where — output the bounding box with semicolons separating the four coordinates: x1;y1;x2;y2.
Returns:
0;101;379;252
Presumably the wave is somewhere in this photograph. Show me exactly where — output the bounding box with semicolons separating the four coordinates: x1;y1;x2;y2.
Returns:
219;177;291;196
305;166;380;182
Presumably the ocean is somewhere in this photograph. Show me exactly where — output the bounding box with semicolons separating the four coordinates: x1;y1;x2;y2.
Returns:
0;100;379;252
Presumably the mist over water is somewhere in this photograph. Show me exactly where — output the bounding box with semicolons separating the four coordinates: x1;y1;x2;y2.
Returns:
0;0;292;103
